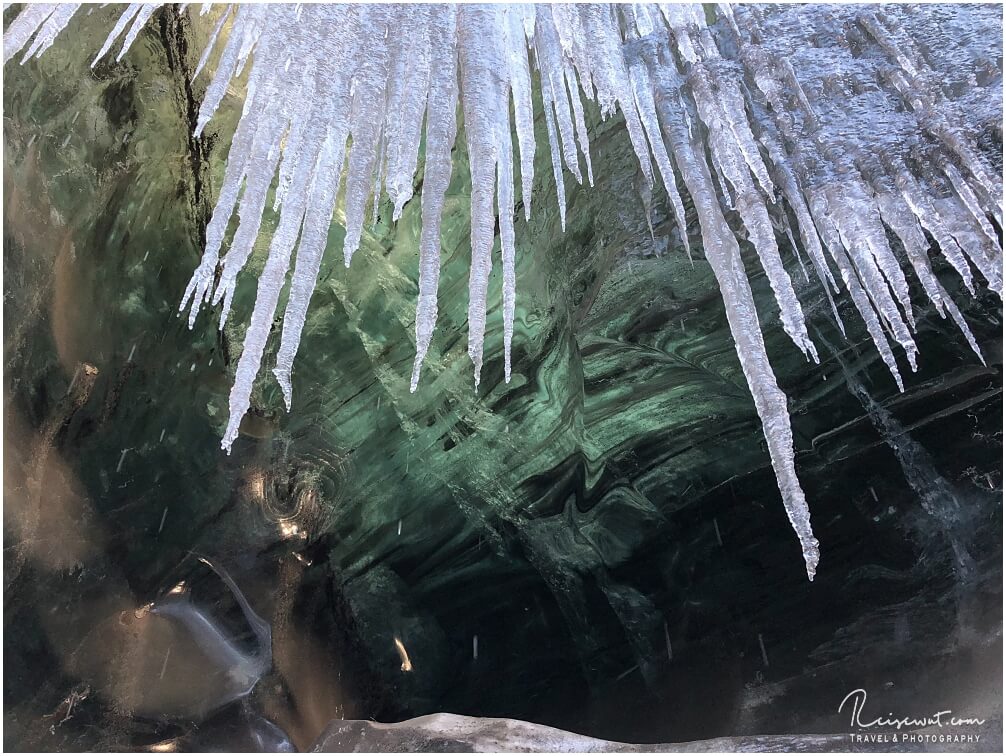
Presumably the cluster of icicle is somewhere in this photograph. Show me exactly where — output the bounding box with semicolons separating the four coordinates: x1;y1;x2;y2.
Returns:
5;3;1002;579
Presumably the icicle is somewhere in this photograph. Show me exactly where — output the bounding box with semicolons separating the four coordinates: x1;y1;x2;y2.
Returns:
542;86;568;233
823;184;918;371
114;4;158;62
193;4;232;79
533;11;583;185
652;68;820;579
761;132;839;296
341;5;395;267
370;130;386;229
566;64;595;186
549;3;594;99
89;4;144;67
193;8;250;136
711;64;775;199
785;225;811;284
459;5;508;387
411;7;459;392
894;164;977;295
220;85;334;451
579;4;654;190
875;193;945;314
689;62;817;361
232;5;267;79
498;94;517;384
942;161;1000;252
504;4;536;219
858;10;920;78
3;4;60;64
273;130;348;407
628;57;690;258
211;120;285;328
851;186;916;329
811;198;906;391
888;67;1004;225
181;21;301;327
935;280;986;365
532;14;581;229
384;5;433;222
19;4;79;62
272;72;317;213
936;196;1003;296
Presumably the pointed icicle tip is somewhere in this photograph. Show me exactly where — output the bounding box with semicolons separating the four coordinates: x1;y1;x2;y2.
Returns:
273;368;293;411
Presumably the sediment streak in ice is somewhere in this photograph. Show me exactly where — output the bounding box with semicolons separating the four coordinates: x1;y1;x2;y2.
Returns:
4;3;1002;578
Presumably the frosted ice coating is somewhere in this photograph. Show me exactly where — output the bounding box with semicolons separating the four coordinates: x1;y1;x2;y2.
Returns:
4;3;1002;579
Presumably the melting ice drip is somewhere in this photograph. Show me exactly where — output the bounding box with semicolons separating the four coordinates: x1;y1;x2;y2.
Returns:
4;3;1002;580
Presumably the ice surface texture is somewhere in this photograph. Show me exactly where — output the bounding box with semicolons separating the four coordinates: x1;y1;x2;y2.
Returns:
5;3;1002;580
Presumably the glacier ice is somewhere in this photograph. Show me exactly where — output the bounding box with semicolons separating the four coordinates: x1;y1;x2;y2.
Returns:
4;3;1002;580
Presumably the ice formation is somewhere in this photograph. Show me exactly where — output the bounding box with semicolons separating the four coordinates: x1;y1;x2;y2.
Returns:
5;3;1002;579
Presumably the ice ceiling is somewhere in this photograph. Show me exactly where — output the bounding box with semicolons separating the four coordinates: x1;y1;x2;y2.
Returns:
4;2;1002;580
